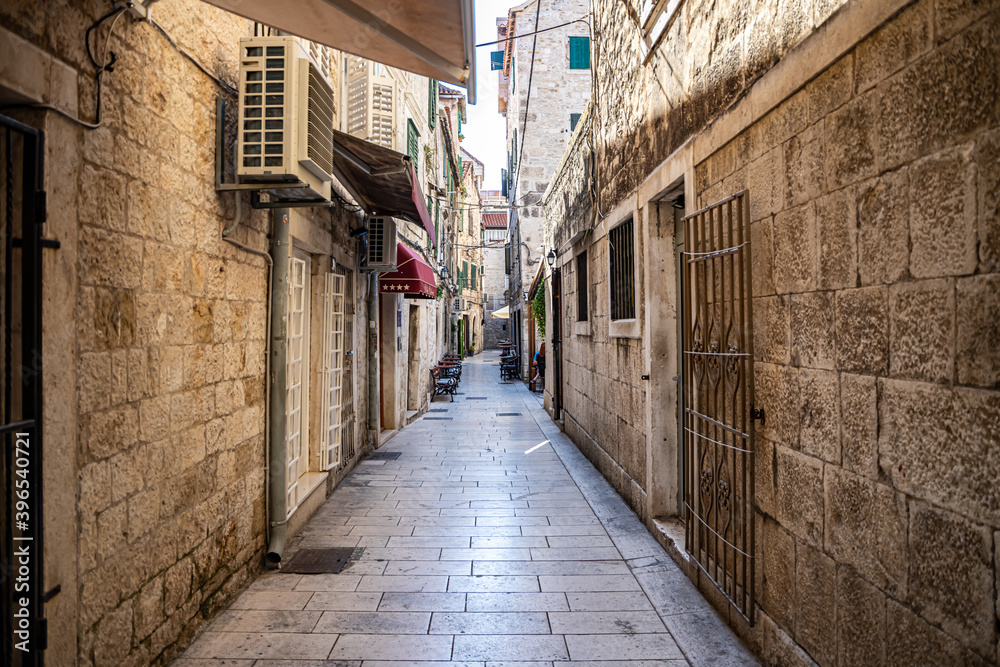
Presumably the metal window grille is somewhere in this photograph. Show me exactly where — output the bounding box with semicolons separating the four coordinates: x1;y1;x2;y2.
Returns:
609;219;635;320
577;250;589;321
1;115;47;666
286;254;309;514
681;190;757;623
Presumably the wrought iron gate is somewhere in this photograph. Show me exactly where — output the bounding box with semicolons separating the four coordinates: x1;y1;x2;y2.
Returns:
681;190;758;623
0;114;50;665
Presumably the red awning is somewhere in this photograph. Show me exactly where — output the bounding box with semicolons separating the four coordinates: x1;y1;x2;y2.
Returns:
331;130;435;245
379;243;437;299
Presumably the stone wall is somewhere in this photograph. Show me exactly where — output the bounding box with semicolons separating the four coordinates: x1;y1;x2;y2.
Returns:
692;2;1000;662
543;0;1000;663
0;1;372;664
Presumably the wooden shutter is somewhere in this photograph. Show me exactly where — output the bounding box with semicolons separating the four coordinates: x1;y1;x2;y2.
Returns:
407;119;419;169
428;79;438;129
347;56;395;148
569;36;591;69
472;264;477;290
570;113;581;132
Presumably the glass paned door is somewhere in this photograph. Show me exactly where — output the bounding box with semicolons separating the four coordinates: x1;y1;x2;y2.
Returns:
286;253;310;514
321;271;346;469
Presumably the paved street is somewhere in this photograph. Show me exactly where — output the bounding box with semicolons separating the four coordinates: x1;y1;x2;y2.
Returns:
174;351;756;666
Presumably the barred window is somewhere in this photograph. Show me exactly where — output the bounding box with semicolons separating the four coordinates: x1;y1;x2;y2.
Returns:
576;250;589;322
609;219;635;320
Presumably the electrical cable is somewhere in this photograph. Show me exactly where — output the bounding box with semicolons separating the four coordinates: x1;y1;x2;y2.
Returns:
512;0;542;202
475;17;590;47
148;20;238;94
85;6;127;69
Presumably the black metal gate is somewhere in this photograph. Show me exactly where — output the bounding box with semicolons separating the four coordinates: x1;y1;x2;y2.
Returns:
0;114;49;666
681;190;758;623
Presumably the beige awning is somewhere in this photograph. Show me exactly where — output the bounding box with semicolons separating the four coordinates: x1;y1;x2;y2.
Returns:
490;306;510;319
204;0;477;103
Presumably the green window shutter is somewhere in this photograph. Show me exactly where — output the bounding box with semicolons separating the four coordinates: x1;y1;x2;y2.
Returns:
501;169;508;198
569;36;591;69
472;264;477;290
463;261;468;292
434;200;440;250
490;51;504;70
570;113;581;132
407;119;420;169
428;79;437;129
427;195;434;248
459;207;464;232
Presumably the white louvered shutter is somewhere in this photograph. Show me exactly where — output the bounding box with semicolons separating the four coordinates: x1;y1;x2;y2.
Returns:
346;56;396;149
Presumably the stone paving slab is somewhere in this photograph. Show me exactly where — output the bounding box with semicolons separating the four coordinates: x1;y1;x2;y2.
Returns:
172;351;758;666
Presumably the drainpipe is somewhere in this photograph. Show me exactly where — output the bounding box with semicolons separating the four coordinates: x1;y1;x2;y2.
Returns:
367;272;380;441
266;208;290;565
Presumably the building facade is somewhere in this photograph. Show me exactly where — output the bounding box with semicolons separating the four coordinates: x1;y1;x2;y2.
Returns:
481;191;510;349
0;1;473;663
538;0;1000;665
498;0;592;378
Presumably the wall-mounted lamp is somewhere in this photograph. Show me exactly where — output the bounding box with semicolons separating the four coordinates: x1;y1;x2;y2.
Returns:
440;265;450;279
523;290;529;301
546;249;556;267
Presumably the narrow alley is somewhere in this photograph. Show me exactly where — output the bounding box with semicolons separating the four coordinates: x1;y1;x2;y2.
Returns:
174;351;756;666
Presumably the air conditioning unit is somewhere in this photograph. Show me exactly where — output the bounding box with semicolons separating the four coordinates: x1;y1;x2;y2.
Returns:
237;36;334;202
362;216;397;272
452;297;467;312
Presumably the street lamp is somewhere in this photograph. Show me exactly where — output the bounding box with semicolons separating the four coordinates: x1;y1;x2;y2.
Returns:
546;249;556;267
439;265;450;279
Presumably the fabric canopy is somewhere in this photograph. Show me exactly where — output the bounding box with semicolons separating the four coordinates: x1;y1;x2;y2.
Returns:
379;243;437;299
490;306;510;319
203;0;476;102
331;130;434;244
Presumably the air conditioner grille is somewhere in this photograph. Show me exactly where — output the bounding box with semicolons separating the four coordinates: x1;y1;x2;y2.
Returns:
369;218;386;265
306;61;335;177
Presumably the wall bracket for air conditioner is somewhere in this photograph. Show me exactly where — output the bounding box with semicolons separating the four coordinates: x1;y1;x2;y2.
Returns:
214;97;336;208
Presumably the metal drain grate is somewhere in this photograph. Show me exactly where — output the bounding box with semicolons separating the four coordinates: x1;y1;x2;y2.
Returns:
466;397;488;400
425;417;453;420
367;450;402;461
497;412;522;416
281;547;356;574
428;409;448;413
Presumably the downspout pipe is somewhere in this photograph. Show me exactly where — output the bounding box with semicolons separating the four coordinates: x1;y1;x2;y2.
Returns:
266;208;290;564
367;273;380;439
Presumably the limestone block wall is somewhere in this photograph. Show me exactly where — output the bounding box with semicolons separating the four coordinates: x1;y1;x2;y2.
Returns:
0;1;371;664
691;3;1000;662
542;0;1000;664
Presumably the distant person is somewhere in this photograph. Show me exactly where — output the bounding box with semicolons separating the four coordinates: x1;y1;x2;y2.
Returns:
531;343;545;390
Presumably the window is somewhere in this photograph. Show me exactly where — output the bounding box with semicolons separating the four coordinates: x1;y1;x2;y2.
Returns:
569;36;591;69
286;252;311;514
576;250;588;321
640;0;682;56
428;79;437;129
462;260;469;293
490;50;505;70
406;119;419;170
570;113;581;132
471;264;478;290
609;219;635;320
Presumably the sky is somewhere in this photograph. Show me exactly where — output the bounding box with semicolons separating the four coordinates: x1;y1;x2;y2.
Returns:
461;0;522;192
